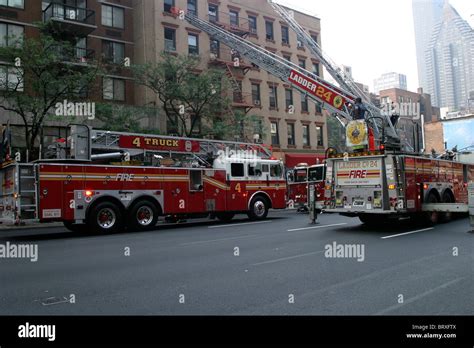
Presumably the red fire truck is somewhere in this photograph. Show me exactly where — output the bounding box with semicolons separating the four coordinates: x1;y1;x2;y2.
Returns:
0;125;286;233
287;163;326;213
323;148;474;225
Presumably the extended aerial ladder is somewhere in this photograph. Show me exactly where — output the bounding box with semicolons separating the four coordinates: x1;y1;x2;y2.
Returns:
171;7;400;150
267;0;400;149
171;8;358;124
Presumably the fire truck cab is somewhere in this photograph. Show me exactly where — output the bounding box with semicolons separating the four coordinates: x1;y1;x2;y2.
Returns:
287;163;326;212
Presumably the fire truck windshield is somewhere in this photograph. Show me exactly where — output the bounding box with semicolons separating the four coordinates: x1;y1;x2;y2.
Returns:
308;166;324;182
294;169;308;182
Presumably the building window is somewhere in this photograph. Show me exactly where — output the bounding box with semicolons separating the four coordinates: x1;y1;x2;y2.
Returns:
187;0;197;16
310;33;318;43
315;101;322;114
287;123;295;146
164;28;176;52
248;15;257;33
231;163;244;177
271;121;279;145
210;39;220;58
102;4;124;29
265;21;274;40
316;125;324;146
188;34;199;55
281;26;289;45
208;4;218;22
0;23;23;47
302;125;310;146
102;40;125;64
285;89;293;110
0;65;23;91
229;10;239;26
283;54;291;62
251;83;260;105
298;58;306;69
103;77;125;101
313;63;320;76
164;0;174;13
269;85;278;109
75;37;87;61
0;0;23;9
301;92;308;112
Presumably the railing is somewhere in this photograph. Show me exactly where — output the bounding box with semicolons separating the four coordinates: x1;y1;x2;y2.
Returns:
43;2;95;26
53;45;95;64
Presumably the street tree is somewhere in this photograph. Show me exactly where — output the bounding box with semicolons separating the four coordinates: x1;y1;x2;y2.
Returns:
95;103;161;134
134;53;244;138
0;28;101;159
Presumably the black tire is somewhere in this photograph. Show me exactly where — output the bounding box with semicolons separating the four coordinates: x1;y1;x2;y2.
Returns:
247;196;269;220
424;192;440;225
128;200;159;231
440;191;454;223
63;221;87;233
215;212;235;222
87;201;123;234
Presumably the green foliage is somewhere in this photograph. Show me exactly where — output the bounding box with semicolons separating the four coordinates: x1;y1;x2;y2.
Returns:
133;52;234;138
95;103;161;134
208;110;266;142
327;116;347;152
0;25;101;156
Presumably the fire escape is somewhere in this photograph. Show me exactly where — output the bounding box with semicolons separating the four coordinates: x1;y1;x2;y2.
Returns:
207;10;256;115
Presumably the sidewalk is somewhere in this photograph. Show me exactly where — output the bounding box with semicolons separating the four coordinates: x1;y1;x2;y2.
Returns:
0;220;63;231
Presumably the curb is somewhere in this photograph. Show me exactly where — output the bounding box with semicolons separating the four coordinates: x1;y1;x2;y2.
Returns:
0;222;63;231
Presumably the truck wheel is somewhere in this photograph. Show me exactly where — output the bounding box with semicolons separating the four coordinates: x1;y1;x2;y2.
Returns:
440;192;453;223
63;221;87;233
424;192;439;225
129;200;159;231
88;201;123;234
247;196;269;220
215;212;235;222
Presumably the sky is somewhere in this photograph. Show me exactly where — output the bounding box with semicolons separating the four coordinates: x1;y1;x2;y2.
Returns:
278;0;474;93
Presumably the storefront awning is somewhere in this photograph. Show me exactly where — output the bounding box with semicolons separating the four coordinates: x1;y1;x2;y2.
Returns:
284;153;325;168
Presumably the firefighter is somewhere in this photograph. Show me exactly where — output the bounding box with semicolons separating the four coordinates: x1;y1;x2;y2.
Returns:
352;97;367;120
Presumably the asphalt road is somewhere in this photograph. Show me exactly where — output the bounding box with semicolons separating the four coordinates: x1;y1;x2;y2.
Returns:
0;211;472;315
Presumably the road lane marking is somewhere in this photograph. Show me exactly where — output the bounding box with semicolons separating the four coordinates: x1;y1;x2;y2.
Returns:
252;250;324;266
180;234;257;246
381;227;434;239
287;223;347;232
208;220;272;229
375;277;466;315
180;222;347;246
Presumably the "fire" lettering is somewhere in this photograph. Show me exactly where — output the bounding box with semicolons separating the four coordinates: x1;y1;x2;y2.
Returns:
349;170;367;179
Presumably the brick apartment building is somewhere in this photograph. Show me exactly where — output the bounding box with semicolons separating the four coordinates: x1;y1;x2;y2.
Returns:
133;0;328;166
0;0;134;150
379;87;441;152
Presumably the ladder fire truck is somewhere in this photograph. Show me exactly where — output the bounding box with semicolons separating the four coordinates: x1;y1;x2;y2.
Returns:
173;1;474;225
0;125;287;233
269;1;474;224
